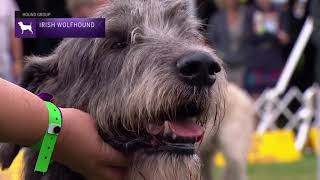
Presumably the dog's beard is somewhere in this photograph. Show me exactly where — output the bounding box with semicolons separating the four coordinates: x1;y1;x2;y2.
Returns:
96;78;223;180
128;152;201;180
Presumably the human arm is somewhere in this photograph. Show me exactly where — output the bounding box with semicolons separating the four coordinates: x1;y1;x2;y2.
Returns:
277;11;290;45
9;1;23;81
10;30;23;81
0;78;128;180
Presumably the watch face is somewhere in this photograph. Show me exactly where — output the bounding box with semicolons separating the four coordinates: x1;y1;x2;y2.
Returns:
48;123;62;135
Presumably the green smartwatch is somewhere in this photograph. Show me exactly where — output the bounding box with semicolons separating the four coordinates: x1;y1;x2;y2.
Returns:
33;93;62;173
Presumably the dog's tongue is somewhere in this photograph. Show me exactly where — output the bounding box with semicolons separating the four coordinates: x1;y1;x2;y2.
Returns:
168;121;204;138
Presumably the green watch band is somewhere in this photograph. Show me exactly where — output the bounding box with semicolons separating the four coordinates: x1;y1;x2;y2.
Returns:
34;101;62;173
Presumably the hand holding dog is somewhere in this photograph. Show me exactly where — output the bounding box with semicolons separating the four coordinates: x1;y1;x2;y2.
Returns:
54;108;129;180
0;78;128;180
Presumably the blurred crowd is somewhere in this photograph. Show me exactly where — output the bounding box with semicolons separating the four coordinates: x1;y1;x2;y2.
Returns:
201;0;320;98
1;0;319;99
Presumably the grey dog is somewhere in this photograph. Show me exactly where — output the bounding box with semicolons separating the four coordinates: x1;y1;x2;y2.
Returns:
200;83;256;180
0;0;226;179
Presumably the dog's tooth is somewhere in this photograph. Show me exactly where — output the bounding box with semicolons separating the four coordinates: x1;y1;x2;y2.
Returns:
146;123;164;135
164;121;170;135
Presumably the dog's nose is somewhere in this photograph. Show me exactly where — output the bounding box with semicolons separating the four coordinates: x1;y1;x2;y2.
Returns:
177;52;221;87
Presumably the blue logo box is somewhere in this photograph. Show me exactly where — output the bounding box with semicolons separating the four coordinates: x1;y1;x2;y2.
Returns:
15;18;105;38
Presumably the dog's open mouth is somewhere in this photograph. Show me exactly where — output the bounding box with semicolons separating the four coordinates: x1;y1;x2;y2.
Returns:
147;121;204;143
100;102;206;155
144;120;204;154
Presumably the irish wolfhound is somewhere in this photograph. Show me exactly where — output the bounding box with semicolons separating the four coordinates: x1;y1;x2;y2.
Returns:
200;83;256;180
0;0;226;179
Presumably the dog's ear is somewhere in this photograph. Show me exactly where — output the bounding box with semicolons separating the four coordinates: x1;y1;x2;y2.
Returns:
20;55;59;91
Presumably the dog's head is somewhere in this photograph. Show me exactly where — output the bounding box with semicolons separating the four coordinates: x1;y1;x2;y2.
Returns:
18;21;23;26
22;0;226;155
22;0;225;167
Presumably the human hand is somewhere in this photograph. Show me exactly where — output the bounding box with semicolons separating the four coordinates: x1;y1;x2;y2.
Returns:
54;108;128;180
278;30;290;45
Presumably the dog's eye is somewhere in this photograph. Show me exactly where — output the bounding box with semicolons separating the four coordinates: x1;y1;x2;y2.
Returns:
111;42;128;49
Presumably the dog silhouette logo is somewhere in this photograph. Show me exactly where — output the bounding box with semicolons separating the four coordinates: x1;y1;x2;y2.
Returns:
17;21;33;34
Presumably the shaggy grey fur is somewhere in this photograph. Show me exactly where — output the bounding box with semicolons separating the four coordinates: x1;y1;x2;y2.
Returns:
0;0;226;179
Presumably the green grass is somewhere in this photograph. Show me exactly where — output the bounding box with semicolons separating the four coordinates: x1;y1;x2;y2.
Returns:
214;154;317;180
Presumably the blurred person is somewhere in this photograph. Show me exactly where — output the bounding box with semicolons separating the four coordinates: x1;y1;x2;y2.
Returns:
310;0;320;84
244;0;290;97
292;0;309;20
208;0;250;87
66;0;107;18
283;0;316;92
0;0;23;83
200;83;255;180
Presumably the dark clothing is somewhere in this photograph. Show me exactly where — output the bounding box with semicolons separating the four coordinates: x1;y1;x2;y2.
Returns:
244;6;290;93
207;7;250;86
208;7;250;67
246;6;290;68
310;0;320;83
